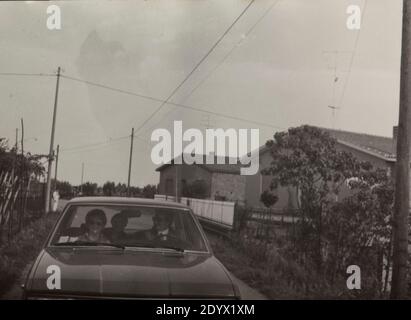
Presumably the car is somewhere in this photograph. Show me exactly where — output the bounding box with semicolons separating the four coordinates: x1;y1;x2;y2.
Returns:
22;197;241;299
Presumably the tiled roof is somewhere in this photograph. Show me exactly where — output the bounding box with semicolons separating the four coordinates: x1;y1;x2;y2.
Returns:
256;126;396;162
319;127;396;160
155;154;241;174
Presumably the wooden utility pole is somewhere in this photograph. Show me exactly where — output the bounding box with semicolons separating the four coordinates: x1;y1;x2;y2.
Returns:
391;0;411;299
80;162;84;195
19;118;24;231
54;144;59;192
8;128;18;240
127;128;134;197
175;165;180;202
45;67;61;213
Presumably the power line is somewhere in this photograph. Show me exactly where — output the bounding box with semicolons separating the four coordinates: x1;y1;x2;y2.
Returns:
138;0;282;137
132;0;256;135
182;0;281;104
167;101;284;129
337;0;368;110
61;73;284;130
0;72;54;77
60;134;152;155
60;136;129;154
60;74;161;104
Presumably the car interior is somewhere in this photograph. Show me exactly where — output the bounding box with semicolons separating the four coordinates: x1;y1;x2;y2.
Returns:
52;205;207;251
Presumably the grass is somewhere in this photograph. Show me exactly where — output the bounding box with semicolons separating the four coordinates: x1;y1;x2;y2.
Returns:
0;213;59;297
209;233;381;299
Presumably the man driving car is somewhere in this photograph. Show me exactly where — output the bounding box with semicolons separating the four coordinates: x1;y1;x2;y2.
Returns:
144;212;178;241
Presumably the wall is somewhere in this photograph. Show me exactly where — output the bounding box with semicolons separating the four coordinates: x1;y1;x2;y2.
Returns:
245;150;299;209
158;164;212;197
210;172;246;203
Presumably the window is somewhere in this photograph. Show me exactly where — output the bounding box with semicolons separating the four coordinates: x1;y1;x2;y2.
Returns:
165;178;174;195
50;204;207;252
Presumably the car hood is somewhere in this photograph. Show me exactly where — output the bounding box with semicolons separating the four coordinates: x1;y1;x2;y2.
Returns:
26;247;237;299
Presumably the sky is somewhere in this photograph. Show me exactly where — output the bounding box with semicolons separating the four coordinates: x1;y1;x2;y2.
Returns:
0;0;403;186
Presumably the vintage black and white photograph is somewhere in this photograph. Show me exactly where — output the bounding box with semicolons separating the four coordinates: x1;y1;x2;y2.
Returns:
0;0;409;302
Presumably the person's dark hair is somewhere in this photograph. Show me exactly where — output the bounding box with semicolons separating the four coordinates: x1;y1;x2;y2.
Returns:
85;209;107;226
111;213;127;227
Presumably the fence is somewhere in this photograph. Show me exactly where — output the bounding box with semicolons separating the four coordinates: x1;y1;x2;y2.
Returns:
0;171;45;244
154;194;236;230
249;207;300;224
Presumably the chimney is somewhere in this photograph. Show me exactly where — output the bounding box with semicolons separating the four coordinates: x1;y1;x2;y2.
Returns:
393;125;398;155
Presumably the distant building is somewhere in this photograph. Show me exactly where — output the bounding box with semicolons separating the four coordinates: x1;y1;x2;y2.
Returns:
156;154;245;204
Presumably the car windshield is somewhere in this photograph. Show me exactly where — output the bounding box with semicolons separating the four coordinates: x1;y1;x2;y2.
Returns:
50;204;208;252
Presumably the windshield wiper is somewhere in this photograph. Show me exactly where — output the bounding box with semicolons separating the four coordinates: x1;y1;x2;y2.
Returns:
53;241;125;249
125;243;185;252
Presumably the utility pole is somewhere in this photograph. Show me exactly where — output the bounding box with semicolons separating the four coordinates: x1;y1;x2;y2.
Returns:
12;128;18;178
9;128;18;240
80;162;84;195
175;165;180;203
127;128;134;197
45;67;61;213
391;0;411;299
19;118;24;231
54;144;59;192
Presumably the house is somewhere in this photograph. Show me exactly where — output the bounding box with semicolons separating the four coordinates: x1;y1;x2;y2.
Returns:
156;154;245;203
155;126;400;210
244;126;398;209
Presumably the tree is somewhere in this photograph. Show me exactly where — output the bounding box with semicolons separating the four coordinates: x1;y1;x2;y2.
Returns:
115;183;127;196
55;180;73;199
142;184;157;199
260;190;278;208
262;125;393;275
129;186;142;197
81;182;97;196
323;169;393;289
103;181;115;196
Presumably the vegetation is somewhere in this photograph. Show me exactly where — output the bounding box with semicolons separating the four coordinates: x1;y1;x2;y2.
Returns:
213;126;394;298
0;213;58;297
260;190;278;208
54;180;73;198
0;138;46;245
260;125;393;289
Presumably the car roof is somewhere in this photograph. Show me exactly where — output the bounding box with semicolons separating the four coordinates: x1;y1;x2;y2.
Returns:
67;196;190;209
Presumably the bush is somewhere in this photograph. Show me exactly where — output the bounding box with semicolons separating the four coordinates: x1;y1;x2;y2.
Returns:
0;213;58;297
260;190;278;208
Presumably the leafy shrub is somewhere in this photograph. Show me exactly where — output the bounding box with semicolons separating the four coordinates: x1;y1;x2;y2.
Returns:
0;214;58;297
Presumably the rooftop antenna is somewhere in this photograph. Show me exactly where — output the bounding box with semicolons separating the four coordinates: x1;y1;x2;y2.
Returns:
327;105;339;130
201;114;214;130
322;50;348;129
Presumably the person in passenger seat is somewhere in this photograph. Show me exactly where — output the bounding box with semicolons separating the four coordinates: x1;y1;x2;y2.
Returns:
106;213;128;243
77;209;109;243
